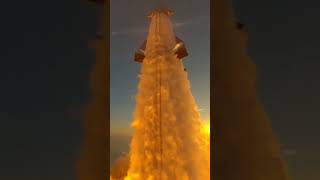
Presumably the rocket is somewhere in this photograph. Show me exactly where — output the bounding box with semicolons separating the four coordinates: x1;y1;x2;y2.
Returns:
134;7;188;63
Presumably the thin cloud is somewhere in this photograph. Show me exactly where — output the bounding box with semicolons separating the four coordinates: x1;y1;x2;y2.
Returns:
112;18;193;37
111;15;209;37
174;15;209;28
111;27;148;37
197;108;205;112
173;19;193;28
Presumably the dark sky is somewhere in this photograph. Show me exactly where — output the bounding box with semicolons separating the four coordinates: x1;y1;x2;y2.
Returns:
232;0;320;179
0;0;99;179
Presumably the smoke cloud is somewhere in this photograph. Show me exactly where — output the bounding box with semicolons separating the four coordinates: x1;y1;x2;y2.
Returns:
212;0;289;180
77;2;109;180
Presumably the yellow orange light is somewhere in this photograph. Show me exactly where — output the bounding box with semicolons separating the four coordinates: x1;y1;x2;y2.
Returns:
201;121;210;135
206;125;210;134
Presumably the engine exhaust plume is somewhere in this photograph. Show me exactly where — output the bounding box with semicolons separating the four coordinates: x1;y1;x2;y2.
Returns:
123;8;210;180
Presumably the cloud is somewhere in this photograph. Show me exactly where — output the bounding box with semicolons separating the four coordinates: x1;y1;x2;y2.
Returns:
173;15;209;29
212;0;288;179
111;27;147;37
173;19;193;28
111;14;211;38
77;11;108;180
110;154;130;179
111;16;207;37
198;108;205;112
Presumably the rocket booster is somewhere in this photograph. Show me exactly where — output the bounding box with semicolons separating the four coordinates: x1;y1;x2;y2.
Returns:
134;7;188;63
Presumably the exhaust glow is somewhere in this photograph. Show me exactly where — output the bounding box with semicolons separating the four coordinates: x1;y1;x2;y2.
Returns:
111;8;210;180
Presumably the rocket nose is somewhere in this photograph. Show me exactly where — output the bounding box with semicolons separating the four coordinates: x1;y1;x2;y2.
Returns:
147;7;174;18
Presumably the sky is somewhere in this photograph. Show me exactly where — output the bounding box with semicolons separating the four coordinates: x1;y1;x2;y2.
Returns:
232;0;320;179
110;0;210;135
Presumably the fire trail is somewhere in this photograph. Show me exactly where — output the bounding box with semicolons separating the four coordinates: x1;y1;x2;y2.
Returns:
124;8;210;180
